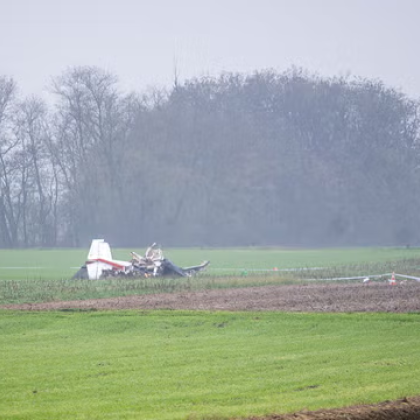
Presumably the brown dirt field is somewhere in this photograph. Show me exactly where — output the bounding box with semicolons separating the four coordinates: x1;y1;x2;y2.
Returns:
3;281;420;312
3;281;420;420
245;396;420;420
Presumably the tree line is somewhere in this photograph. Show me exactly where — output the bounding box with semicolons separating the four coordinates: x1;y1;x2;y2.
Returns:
0;66;419;248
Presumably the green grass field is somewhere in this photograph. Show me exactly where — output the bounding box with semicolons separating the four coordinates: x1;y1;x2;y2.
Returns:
1;310;420;420
1;247;420;419
0;246;419;280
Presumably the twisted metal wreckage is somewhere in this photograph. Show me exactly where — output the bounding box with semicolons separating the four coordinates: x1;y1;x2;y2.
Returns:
73;239;210;280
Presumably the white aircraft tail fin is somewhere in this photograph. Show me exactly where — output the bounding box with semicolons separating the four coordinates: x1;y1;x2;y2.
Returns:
87;239;113;261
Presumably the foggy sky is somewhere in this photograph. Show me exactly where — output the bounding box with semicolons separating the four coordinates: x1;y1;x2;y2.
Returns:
1;0;420;99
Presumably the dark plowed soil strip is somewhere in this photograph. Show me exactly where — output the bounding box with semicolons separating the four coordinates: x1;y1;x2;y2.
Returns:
245;396;420;420
3;282;420;312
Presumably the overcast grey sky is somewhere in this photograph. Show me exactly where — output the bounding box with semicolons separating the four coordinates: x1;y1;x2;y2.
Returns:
1;0;419;99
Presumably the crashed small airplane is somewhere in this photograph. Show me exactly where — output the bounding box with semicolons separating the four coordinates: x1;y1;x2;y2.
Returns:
73;239;210;280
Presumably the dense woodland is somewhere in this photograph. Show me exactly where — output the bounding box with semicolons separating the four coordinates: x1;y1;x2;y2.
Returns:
0;66;419;248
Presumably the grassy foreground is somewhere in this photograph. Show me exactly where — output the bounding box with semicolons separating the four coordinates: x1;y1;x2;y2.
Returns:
1;310;420;419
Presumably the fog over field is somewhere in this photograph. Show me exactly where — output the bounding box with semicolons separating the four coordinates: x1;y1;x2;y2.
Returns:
0;1;419;247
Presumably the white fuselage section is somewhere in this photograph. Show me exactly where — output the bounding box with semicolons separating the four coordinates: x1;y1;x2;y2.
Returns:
86;239;131;279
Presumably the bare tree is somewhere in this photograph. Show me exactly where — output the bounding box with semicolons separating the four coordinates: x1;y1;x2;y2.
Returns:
50;66;138;244
0;77;19;246
14;97;60;246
